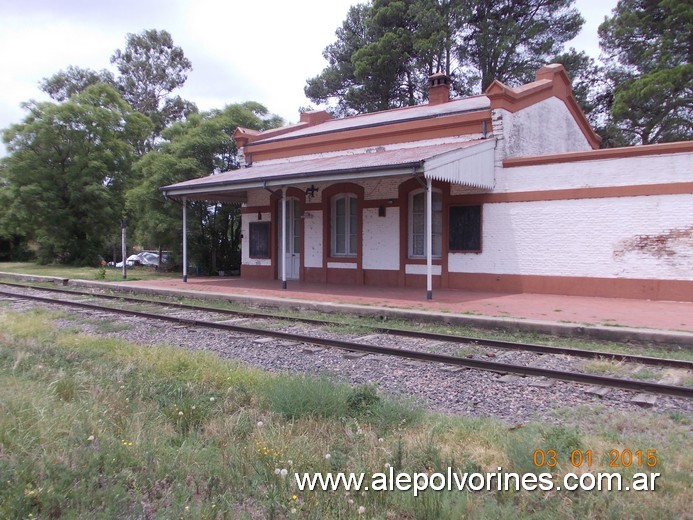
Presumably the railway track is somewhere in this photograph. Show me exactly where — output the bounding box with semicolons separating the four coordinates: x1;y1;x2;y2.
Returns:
1;280;690;369
0;283;691;400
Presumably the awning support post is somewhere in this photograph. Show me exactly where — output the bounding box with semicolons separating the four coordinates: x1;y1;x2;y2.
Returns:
426;177;433;300
281;188;287;290
182;197;188;283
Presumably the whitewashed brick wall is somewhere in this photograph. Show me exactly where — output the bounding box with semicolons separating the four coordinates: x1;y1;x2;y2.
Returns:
448;194;693;280
362;207;400;270
303;210;323;268
496;152;691;193
496;97;591;160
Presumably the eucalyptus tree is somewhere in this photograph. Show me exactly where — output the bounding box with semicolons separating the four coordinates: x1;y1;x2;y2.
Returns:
111;29;197;146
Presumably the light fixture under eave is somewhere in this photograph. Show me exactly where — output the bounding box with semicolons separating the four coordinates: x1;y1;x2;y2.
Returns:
257;211;262;221
305;185;319;199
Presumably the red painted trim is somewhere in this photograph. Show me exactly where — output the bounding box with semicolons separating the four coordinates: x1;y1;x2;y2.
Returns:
503;141;693;167
321;183;365;285
245;111;492;162
486;64;601;149
239;264;272;279
447;272;693;302
398;178;450;287
448;182;693;205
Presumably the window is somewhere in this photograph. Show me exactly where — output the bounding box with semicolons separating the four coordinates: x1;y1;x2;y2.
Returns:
409;189;442;258
449;205;481;252
331;194;358;256
248;221;271;258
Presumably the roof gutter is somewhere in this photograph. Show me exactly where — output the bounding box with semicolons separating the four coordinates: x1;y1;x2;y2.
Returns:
160;161;425;199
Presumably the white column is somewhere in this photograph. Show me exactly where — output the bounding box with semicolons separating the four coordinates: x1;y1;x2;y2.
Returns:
426;177;433;300
182;197;188;283
281;188;287;289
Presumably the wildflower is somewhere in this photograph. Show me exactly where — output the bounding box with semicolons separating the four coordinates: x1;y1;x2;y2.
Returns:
348;499;354;505
292;495;297;501
87;435;95;442
325;453;331;460
358;505;366;514
274;468;281;475
178;411;184;416
378;437;384;443
280;469;288;477
287;459;293;466
385;463;391;468
257;421;264;427
209;397;215;402
291;508;296;514
191;405;196;410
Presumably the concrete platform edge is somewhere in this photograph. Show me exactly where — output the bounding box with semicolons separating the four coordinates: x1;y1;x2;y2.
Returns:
1;272;690;347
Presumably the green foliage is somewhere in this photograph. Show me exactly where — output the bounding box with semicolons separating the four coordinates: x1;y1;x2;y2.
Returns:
126;102;283;274
111;29;197;145
599;0;692;144
1;309;691;519
306;0;584;115
0;84;152;265
39;65;116;102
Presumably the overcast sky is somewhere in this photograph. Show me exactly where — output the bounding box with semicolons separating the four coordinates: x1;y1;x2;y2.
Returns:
0;0;617;155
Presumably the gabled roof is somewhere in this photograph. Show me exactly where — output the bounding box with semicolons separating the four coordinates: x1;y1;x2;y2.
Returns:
253;95;490;145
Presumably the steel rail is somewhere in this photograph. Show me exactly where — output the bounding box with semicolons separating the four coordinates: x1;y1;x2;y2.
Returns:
1;289;691;399
0;280;691;370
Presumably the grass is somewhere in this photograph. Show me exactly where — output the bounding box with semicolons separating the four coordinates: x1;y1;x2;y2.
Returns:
0;261;179;282
0;308;691;519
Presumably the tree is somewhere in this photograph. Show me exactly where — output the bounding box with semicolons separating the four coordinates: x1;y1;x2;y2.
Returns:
39;65;116;102
458;0;583;92
305;0;584;114
0;85;151;265
40;29;197;150
599;0;692;144
126;102;283;274
111;29;197;145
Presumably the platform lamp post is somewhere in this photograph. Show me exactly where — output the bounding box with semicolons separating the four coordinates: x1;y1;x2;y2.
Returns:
120;218;127;280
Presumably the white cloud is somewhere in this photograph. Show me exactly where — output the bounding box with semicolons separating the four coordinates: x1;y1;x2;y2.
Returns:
0;0;618;156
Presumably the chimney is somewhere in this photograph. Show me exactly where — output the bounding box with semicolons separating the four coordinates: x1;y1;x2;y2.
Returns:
428;72;451;105
299;109;333;125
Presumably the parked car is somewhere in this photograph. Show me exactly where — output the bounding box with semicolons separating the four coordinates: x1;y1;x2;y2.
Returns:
111;251;168;268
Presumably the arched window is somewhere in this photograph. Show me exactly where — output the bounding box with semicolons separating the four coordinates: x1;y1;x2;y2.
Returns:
409;189;442;258
331;193;358;257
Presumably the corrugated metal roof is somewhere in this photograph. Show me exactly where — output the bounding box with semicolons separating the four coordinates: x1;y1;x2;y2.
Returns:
162;140;489;197
253;96;491;144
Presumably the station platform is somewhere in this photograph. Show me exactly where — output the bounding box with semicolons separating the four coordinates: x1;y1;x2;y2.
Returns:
112;276;693;346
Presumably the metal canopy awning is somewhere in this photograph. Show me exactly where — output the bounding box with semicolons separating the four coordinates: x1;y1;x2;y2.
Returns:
160;139;496;201
423;138;495;190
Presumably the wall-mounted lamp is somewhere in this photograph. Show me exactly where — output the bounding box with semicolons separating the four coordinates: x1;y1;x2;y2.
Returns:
257;211;262;221
305;185;319;199
378;206;386;217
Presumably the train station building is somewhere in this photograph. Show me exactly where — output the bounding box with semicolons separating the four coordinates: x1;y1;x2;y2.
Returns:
161;64;693;302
